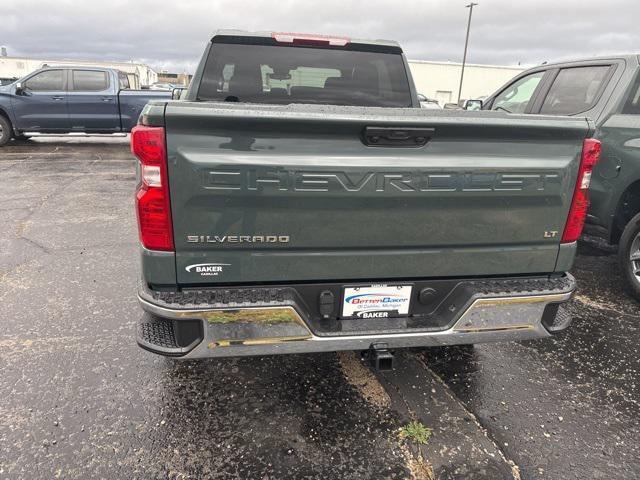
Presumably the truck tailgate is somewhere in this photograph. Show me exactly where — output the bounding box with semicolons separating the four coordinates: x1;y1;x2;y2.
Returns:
164;104;590;285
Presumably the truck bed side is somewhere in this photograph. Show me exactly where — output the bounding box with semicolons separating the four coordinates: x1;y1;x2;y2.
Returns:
118;90;172;131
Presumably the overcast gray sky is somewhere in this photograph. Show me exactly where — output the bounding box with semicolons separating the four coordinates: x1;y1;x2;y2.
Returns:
3;0;639;73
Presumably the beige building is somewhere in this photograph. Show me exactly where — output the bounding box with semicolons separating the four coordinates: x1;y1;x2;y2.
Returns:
408;60;525;106
157;71;193;87
0;54;158;88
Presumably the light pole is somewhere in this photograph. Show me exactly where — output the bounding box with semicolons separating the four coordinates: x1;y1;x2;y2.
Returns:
457;2;478;105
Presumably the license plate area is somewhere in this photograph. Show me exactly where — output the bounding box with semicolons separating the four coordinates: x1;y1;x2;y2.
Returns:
341;284;413;319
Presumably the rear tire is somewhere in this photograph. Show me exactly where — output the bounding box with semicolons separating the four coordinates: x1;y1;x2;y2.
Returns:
619;212;640;301
0;115;12;146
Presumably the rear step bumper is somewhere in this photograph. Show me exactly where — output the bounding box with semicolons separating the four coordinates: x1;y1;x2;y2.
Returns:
136;274;575;358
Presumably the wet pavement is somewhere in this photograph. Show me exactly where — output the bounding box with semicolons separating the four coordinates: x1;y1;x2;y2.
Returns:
0;138;411;480
1;137;639;479
422;241;640;480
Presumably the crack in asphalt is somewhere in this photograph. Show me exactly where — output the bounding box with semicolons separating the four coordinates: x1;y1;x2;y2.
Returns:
377;351;521;480
336;352;438;479
412;354;521;480
7;176;82;260
375;362;435;480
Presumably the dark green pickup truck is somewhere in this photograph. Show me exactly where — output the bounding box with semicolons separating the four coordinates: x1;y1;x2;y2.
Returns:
479;55;640;299
131;31;600;361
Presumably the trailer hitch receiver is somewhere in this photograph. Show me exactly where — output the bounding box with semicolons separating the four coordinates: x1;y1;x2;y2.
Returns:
367;343;394;371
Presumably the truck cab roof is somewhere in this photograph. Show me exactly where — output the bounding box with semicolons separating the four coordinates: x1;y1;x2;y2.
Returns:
483;54;640;124
210;29;403;51
534;54;640;68
35;65;127;74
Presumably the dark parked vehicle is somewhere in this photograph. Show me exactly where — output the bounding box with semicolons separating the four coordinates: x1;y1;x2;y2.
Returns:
131;30;599;362
478;55;640;299
0;66;171;145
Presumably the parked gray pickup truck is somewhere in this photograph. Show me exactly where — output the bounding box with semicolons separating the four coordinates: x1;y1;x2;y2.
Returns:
131;30;600;363
0;66;170;145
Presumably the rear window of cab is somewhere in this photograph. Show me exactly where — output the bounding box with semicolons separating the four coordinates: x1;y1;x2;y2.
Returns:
197;41;413;108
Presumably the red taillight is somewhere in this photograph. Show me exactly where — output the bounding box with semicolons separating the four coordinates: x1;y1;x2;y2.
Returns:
561;138;601;243
271;32;350;47
131;125;174;251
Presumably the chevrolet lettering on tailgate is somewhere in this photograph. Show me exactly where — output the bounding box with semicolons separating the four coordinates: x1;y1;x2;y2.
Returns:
202;169;561;193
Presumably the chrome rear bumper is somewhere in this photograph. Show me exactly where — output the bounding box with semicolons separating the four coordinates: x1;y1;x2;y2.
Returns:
137;274;575;358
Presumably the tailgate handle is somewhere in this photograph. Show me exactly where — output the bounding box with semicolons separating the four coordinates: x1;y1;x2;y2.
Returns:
362;127;435;148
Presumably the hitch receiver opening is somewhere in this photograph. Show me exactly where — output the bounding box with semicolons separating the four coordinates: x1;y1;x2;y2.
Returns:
367;343;394;371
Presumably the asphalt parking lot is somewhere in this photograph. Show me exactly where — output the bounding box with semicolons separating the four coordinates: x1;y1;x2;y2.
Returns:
1;137;639;480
